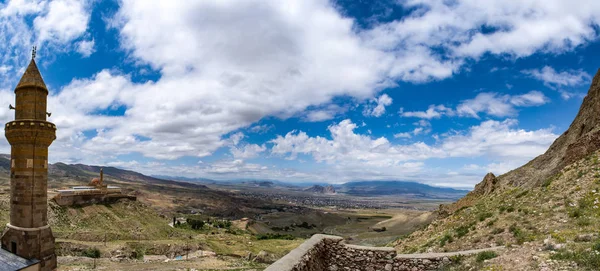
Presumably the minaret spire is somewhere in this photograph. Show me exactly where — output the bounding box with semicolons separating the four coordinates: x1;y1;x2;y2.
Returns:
1;49;57;270
32;46;37;60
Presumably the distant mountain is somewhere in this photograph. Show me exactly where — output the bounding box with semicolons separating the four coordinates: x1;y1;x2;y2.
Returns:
337;181;467;199
0;155;210;190
152;175;217;184
242;180;275;187
304;185;336;194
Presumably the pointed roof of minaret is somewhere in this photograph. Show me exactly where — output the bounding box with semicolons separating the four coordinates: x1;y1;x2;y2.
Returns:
15;58;47;91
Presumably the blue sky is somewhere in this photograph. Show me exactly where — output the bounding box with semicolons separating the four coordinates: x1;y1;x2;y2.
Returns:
1;0;599;188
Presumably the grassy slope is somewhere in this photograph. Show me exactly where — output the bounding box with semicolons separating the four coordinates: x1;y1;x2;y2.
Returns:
396;151;600;270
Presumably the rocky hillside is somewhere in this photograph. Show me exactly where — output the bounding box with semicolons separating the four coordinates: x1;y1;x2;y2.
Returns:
304;185;336;194
395;69;600;270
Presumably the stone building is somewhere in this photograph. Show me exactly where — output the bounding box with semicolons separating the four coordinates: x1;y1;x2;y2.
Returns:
0;50;57;271
53;168;136;206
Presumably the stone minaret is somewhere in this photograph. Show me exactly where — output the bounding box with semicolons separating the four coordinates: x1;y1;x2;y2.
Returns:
1;50;57;270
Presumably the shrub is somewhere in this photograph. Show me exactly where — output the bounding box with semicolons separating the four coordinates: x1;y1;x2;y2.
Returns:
82;247;101;258
486;218;497;227
593;241;600;252
439;233;453;247
455;225;470;238
478;212;494;222
506;206;515;213
476;251;498;262
551;249;600;269
569;208;582;218
509;224;526;244
187;218;205;230
491;228;504;235
212;220;232;229
515;190;529;199
256;233;295;240
542;178;553;188
133;247;145;260
576;217;591;226
449;254;464;263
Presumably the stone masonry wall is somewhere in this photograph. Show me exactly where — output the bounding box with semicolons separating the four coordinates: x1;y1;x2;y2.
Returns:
266;234;452;271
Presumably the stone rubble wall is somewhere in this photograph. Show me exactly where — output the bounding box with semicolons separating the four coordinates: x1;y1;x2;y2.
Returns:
266;234;451;271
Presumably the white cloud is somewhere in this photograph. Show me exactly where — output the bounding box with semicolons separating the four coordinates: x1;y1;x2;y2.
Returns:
272;118;556;166
230;144;267;159
268;118;557;185
364;0;600;78
393;132;411;139
0;65;11;74
0;0;92;88
0;0;596;185
401;91;549;120
303;104;348;122
76;39;95;57
248;124;274;134
363;93;392;117
34;0;90;44
457;91;548;118
522;66;592;99
400;105;453;119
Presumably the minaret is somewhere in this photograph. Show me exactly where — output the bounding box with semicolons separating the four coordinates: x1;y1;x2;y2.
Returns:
1;48;57;270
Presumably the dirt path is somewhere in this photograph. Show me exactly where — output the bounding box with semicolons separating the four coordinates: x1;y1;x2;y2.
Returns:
396;246;505;259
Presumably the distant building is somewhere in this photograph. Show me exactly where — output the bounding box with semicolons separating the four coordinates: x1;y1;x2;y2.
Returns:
0;49;57;270
53;168;136;206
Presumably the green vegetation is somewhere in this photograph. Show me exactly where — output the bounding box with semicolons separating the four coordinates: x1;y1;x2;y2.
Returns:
187;218;205;230
439;232;454;247
509;224;526;244
515;190;529;199
478;212;493;222
82;247;101;258
485;218;497;227
475;251;498;263
551;248;600;270
256;233;295;240
593;241;600;252
454;224;471;238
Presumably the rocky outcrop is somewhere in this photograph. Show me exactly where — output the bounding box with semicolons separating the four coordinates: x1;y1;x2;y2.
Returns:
472;173;498;196
304;185;336;194
439;173;498;216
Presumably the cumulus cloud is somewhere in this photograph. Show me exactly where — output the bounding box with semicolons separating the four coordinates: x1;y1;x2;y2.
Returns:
400;105;453;119
76;39;95;57
34;0;90;44
271;118;556;165
303;104;348;122
522;66;591;88
268;118;557;185
0;0;596;185
393;132;411;139
522;66;592;99
0;0;92;87
363;94;392;117
401;91;549;120
230;144;267;159
457;91;549;118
